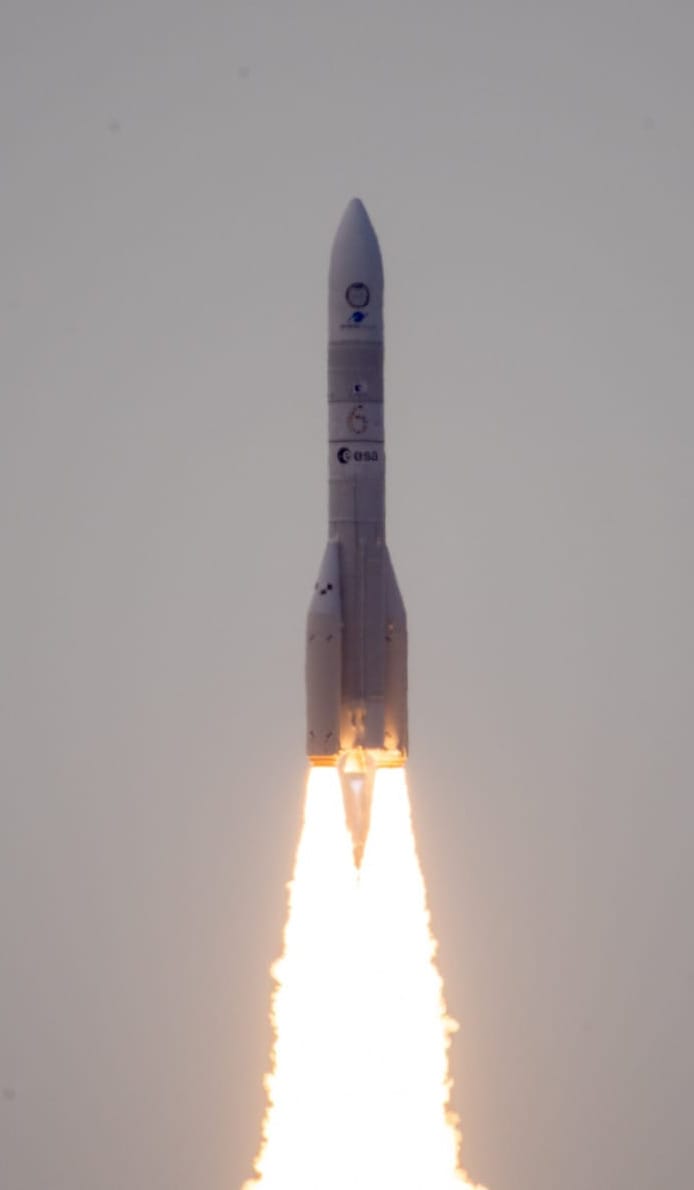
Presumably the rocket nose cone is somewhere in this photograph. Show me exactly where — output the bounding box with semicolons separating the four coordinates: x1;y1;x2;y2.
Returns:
338;197;375;239
329;197;384;341
331;198;382;277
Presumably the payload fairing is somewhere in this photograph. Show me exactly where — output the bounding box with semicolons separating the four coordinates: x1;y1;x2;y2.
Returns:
306;199;408;809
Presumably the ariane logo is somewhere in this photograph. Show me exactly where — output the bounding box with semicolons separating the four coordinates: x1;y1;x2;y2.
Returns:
337;447;379;464
346;282;370;308
352;381;368;396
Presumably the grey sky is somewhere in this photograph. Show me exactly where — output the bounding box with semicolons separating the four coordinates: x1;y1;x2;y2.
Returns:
2;3;693;1189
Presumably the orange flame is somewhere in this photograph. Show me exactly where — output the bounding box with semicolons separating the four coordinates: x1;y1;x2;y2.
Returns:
244;766;486;1190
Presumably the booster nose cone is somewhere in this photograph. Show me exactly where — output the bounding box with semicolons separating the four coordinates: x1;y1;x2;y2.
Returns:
329;197;384;342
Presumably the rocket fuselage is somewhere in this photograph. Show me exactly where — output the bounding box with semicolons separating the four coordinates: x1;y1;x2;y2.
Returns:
306;199;408;765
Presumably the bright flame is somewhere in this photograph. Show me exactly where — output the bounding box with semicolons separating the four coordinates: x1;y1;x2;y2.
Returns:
245;766;486;1190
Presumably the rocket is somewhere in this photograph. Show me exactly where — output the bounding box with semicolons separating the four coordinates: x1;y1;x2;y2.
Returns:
306;198;408;846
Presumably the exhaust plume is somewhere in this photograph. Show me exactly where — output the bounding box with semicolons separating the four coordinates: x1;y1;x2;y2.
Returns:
244;766;486;1190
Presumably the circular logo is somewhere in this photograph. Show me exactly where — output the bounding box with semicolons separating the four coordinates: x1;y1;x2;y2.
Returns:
337;447;351;464
346;282;370;309
348;405;368;434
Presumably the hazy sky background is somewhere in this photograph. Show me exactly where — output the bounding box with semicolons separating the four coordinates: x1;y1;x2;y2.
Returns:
2;3;693;1189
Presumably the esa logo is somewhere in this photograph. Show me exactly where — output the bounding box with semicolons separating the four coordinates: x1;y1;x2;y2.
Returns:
337;447;379;464
347;311;367;324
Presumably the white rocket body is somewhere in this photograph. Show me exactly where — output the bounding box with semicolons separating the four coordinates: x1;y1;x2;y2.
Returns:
306;199;408;771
